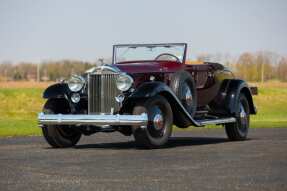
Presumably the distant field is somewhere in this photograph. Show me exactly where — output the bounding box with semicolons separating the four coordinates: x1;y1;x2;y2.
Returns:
0;81;286;136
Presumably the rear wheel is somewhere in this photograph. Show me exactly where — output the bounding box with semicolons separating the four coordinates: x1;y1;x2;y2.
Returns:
42;99;81;148
225;94;250;141
132;95;173;148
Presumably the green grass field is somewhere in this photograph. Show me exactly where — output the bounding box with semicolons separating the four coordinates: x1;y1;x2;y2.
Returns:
0;88;44;136
0;82;286;136
250;85;287;128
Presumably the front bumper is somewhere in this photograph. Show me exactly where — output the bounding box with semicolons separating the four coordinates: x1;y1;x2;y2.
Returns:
38;112;148;126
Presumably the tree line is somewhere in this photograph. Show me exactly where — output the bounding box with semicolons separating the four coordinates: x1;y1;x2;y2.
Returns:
197;51;287;82
0;52;287;82
0;60;95;82
231;52;287;82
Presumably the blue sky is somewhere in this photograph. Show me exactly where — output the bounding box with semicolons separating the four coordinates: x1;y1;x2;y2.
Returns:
0;0;286;62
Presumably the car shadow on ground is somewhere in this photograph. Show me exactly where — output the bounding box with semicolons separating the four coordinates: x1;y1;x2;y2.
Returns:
74;136;231;150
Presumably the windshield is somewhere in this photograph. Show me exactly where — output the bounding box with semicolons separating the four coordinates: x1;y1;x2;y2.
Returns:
113;43;187;64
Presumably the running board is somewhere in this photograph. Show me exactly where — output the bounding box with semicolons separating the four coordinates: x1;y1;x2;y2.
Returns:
140;82;236;127
196;117;236;126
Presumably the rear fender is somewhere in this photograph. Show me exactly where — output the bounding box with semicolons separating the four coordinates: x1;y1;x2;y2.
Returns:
225;80;257;115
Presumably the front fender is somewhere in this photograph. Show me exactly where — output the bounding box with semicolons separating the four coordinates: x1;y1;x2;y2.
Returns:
43;83;70;99
131;81;173;98
127;82;201;127
225;80;257;114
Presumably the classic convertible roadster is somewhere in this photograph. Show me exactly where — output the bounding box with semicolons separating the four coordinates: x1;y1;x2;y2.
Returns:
38;43;257;148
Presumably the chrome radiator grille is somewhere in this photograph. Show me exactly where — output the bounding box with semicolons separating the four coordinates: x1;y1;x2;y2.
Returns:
88;73;120;114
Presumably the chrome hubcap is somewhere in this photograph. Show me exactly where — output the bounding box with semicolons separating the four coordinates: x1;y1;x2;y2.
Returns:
183;84;193;106
153;113;164;130
239;103;247;126
185;89;192;104
147;104;167;138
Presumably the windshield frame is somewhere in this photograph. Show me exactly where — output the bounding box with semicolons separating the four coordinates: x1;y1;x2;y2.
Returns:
112;43;187;64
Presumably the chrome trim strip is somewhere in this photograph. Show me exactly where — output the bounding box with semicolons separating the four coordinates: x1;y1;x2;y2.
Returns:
38;113;148;126
197;117;236;125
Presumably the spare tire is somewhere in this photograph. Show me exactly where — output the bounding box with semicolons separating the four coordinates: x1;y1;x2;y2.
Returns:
169;71;197;117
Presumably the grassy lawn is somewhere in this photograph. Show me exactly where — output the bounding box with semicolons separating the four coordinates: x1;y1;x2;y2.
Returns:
250;84;287;128
0;82;286;137
0;88;44;136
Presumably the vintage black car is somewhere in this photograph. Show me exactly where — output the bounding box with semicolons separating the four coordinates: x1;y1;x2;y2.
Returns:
38;43;257;148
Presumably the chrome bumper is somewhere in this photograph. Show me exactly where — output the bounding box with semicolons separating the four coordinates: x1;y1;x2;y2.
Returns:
38;112;148;126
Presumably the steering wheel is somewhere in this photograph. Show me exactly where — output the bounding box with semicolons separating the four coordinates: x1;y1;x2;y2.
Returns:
155;53;181;62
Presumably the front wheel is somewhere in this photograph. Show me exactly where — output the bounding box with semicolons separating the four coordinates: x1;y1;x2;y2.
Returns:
42;99;82;148
225;94;250;141
132;95;173;149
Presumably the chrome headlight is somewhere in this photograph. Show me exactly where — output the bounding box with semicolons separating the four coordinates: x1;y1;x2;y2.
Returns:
67;75;85;92
116;74;133;91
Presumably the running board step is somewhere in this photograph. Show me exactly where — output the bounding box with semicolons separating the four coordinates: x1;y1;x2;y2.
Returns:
196;117;236;126
195;110;209;115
